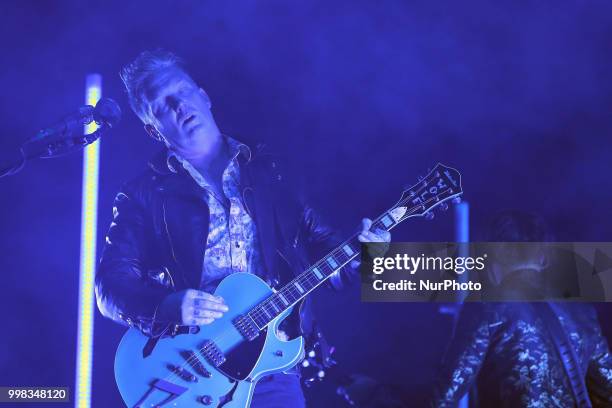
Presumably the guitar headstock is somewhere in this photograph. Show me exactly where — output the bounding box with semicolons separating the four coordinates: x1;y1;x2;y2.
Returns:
388;163;463;223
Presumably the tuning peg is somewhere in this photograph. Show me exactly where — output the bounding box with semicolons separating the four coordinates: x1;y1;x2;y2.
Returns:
452;197;462;205
439;202;448;211
425;211;435;220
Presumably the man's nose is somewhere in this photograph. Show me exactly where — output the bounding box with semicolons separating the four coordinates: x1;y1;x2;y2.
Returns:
167;96;186;115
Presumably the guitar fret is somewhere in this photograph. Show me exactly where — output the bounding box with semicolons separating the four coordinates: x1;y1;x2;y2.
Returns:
301;273;316;286
293;281;305;293
334;251;348;263
251;312;265;327
284;288;298;303
312;267;323;279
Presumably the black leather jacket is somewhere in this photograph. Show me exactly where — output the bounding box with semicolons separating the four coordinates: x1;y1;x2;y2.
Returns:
95;145;350;338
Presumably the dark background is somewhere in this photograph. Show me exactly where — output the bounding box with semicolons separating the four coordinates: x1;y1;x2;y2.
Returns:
1;1;611;406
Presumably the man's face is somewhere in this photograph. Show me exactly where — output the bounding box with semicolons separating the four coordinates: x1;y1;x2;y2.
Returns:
143;66;219;157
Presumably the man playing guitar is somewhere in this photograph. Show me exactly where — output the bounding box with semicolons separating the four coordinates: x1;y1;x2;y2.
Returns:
95;49;390;407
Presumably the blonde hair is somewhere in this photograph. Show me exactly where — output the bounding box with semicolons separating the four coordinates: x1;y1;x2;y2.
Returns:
120;49;186;122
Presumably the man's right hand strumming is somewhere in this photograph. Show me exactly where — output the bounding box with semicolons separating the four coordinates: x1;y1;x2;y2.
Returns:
158;289;229;326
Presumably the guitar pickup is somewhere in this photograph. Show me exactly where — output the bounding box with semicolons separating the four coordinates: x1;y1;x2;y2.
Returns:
200;340;226;367
166;364;198;383
232;315;260;341
181;350;212;378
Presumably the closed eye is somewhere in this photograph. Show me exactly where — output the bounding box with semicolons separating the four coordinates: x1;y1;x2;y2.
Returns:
152;104;167;117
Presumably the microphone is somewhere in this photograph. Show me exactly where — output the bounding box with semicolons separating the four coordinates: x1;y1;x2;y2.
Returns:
0;98;122;177
29;98;122;142
93;97;122;129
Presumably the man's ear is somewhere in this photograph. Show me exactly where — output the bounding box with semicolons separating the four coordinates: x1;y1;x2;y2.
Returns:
144;124;164;142
199;88;212;109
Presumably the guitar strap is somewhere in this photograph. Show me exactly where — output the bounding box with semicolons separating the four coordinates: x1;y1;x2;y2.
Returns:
536;302;592;408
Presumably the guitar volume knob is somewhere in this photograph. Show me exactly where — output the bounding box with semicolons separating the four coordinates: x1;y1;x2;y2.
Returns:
198;395;213;405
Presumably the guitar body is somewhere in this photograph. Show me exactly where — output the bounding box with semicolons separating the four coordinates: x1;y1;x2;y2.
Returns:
114;273;304;407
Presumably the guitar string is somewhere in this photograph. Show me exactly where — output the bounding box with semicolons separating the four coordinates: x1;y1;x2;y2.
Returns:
162;183;458;383
161;178;459;384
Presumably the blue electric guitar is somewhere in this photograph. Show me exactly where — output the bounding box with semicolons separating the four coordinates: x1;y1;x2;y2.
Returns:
114;163;463;407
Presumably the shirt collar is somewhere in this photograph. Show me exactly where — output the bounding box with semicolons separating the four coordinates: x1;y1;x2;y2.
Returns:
166;136;251;173
165;136;250;188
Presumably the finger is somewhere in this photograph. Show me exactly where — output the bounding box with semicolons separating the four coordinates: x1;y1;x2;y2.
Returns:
193;297;227;309
190;290;225;304
350;260;360;269
362;230;384;242
199;318;214;325
374;228;391;242
358;232;380;242
195;300;229;312
193;309;223;319
361;218;372;233
189;317;214;326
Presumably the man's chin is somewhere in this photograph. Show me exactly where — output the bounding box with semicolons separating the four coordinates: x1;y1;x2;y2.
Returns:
185;123;214;141
182;133;221;153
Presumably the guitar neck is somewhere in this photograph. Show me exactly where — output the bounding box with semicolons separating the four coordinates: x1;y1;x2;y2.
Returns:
246;209;401;330
246;162;463;331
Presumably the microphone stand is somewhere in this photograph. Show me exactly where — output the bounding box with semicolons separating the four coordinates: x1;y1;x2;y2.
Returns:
0;125;108;178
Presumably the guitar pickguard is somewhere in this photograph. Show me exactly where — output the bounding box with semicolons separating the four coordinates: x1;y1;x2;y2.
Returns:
217;328;268;381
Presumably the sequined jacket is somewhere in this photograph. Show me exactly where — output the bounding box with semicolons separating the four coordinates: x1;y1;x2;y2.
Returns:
432;303;612;407
95;145;351;337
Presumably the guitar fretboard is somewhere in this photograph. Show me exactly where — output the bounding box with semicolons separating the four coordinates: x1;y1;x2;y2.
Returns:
244;162;462;331
246;216;394;329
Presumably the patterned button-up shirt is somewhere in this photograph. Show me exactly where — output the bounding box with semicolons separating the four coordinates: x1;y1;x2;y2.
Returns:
169;138;263;292
433;303;612;407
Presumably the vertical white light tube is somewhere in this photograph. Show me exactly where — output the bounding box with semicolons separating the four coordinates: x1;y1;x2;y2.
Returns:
75;73;101;408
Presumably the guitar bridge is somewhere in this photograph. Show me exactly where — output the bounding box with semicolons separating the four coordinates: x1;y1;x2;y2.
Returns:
233;315;260;341
200;340;227;367
132;379;188;408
